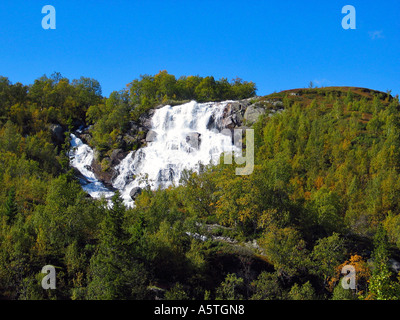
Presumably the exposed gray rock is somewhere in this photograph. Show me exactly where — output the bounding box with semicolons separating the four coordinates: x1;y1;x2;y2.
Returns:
146;130;158;142
110;148;127;166
206;114;218;130
127;121;140;132
122;134;137;148
233;129;244;148
90;156;118;188
272;100;283;107
244;105;266;124
50;124;65;145
221;128;232;137
186;132;201;149
389;259;400;273
130;187;142;200
72;166;90;184
157;166;176;183
93;148;101;162
139;109;155;129
220;102;246;129
78;133;92;145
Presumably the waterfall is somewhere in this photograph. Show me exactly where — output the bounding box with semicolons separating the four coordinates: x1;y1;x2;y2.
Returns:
69;133;115;200
114;100;240;206
70;100;240;207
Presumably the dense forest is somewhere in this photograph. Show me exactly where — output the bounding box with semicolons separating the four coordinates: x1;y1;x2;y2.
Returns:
1;71;400;300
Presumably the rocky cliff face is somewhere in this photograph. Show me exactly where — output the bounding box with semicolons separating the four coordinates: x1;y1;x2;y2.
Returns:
218;97;284;129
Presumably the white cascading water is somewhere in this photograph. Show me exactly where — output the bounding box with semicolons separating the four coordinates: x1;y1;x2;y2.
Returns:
69;133;115;200
70;100;239;207
114;100;240;206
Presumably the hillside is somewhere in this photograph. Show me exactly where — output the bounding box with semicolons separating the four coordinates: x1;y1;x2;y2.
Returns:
1;73;400;300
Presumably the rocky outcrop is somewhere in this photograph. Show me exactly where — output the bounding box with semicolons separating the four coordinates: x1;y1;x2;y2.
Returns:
130;187;142;200
89;148;133;188
79;133;92;145
389;258;400;274
217;97;285;129
139;109;156;129
50;124;65;145
110;148;127;166
243;104;266;123
90;158;117;189
117;121;148;150
186;132;201;149
220;101;247;129
241;99;284;124
146;130;158;142
206;99;252;130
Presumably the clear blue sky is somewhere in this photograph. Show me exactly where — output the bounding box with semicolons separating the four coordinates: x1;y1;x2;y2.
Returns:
0;0;399;97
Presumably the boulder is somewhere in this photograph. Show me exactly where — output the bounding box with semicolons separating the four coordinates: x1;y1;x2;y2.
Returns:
243;105;266;124
130;187;143;200
272;100;283;108
220;102;245;129
139;109;156;129
146;130;158;142
72;166;90;184
127;121;140;132
123;134;137;148
49;124;65;145
110;148;127;166
389;259;400;274
186;132;201;149
78;133;92;145
90;155;117;187
157;166;175;183
206;114;218;130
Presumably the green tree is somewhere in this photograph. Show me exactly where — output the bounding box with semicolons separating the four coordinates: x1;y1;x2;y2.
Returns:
368;225;400;300
164;283;190;300
216;273;244;300
310;187;344;235
310;233;346;288
288;281;316;300
154;70;177;101
250;272;286;300
4;187;18;224
87;192;148;299
260;226;309;279
331;283;358;300
195;76;217;102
